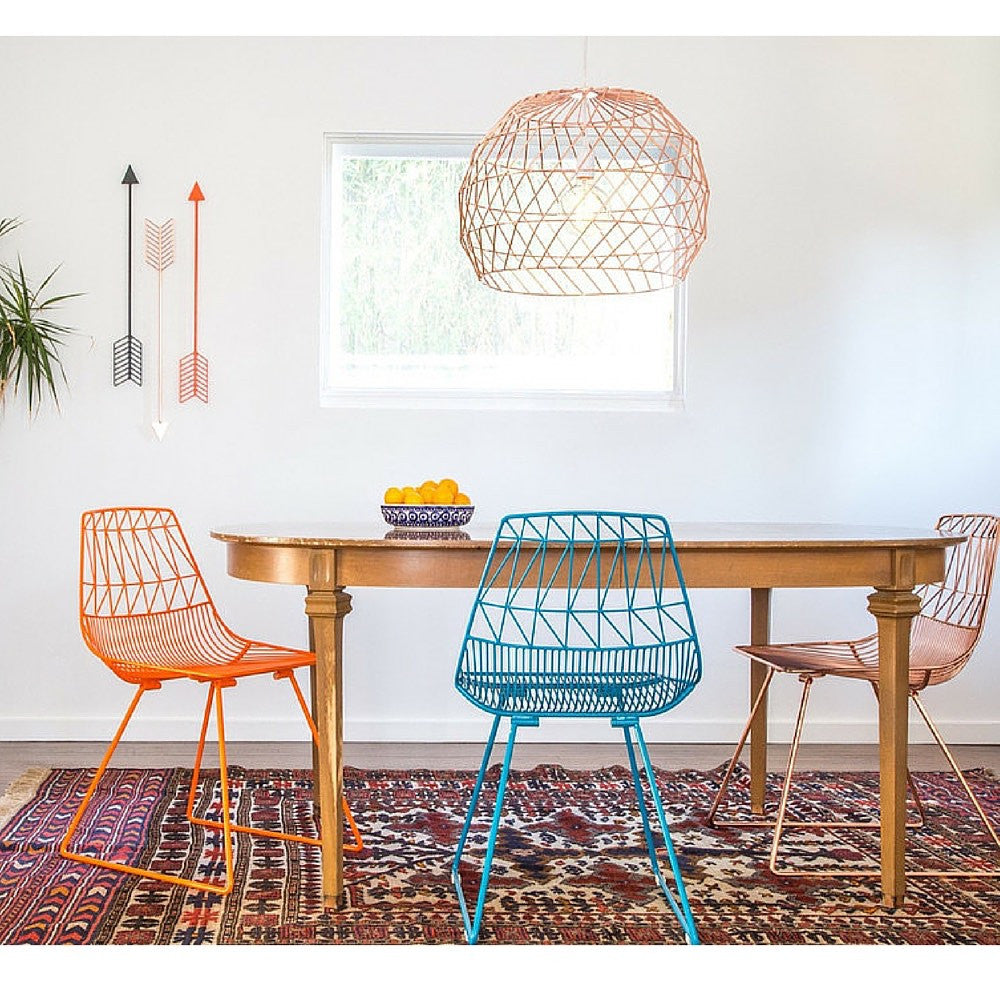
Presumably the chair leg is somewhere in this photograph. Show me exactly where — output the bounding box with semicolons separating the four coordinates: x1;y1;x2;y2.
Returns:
711;671;926;835
211;682;237;894
717;678;995;880
768;681;930;878
451;714;526;945
620;719;699;945
186;679;220;823
186;670;364;853
286;669;364;853
60;684;149;865
706;666;776;827
61;681;237;896
769;676;813;874
907;691;1000;876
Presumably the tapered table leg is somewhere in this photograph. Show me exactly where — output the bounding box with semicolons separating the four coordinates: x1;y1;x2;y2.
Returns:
304;580;352;908
868;585;921;908
749;588;771;815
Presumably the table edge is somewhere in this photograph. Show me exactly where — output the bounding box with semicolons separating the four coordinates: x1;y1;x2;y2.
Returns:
210;529;965;550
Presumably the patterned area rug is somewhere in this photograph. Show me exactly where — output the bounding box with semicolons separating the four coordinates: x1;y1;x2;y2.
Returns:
0;763;997;945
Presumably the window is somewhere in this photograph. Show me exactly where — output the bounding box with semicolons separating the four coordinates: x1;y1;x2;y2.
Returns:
321;133;687;410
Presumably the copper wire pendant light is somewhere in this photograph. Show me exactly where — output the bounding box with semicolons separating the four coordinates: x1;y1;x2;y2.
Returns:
459;68;710;296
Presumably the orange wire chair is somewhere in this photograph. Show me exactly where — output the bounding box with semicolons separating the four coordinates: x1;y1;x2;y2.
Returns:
707;513;1000;878
60;507;363;896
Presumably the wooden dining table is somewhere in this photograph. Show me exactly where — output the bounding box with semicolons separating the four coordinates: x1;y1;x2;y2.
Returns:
210;519;960;911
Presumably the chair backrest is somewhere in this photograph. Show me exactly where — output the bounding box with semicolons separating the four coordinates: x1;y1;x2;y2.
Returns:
79;507;238;683
913;513;1000;684
455;511;702;717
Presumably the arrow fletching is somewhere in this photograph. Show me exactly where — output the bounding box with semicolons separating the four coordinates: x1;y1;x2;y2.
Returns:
143;219;175;271
112;334;143;386
144;218;175;435
178;351;209;404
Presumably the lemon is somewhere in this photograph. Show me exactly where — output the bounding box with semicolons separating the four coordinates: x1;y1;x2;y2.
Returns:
387;478;466;506
433;483;456;504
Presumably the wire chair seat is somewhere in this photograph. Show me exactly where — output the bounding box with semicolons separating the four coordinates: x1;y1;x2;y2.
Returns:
736;614;978;691
457;637;700;716
84;604;315;684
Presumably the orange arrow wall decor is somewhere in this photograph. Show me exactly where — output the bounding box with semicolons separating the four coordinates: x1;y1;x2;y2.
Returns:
179;181;209;404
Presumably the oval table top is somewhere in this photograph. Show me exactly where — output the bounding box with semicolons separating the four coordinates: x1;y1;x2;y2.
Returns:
211;520;961;550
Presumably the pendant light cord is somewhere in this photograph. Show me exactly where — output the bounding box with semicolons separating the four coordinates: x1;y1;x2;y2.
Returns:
583;36;589;88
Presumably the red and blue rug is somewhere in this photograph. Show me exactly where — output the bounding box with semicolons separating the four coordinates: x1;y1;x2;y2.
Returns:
0;763;997;945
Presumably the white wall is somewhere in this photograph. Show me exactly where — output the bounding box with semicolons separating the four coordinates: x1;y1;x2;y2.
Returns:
1;37;998;747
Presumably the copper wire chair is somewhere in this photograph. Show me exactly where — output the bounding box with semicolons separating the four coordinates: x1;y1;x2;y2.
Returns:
707;513;1000;878
60;507;363;896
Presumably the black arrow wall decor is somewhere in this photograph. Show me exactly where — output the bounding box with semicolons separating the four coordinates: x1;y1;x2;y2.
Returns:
113;164;143;386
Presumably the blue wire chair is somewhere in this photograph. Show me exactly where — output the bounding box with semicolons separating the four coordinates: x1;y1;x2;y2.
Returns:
451;511;703;944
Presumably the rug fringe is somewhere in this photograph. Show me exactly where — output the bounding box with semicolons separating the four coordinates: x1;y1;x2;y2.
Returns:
0;768;51;830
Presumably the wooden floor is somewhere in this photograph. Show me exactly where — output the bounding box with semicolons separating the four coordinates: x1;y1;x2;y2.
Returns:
2;741;998;797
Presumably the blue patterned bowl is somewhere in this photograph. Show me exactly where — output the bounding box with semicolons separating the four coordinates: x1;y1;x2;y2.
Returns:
381;504;475;530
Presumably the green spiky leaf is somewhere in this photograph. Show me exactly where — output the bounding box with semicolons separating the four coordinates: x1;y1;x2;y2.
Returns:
0;217;81;416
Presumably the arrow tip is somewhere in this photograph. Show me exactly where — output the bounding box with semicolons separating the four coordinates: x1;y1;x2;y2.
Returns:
188;182;205;202
122;165;139;185
152;421;170;441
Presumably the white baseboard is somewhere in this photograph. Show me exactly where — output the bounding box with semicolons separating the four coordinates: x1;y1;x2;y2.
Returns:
1;715;997;745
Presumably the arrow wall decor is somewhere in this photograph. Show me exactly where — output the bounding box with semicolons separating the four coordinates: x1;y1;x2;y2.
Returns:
113;165;143;386
179;181;209;404
144;218;175;440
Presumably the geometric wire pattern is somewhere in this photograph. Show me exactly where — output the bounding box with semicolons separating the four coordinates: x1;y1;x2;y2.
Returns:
68;506;364;897
732;513;1000;691
459;88;709;295
455;511;702;717
79;507;315;685
451;512;704;945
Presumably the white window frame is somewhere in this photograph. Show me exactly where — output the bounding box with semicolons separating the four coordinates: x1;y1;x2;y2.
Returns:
320;132;688;412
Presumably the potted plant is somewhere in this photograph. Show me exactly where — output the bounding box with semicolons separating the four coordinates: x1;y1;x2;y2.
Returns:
0;217;79;416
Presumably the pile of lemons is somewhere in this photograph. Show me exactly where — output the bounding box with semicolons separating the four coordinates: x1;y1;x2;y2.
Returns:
384;478;471;506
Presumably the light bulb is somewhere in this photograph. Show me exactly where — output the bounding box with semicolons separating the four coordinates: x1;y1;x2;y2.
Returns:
560;174;609;231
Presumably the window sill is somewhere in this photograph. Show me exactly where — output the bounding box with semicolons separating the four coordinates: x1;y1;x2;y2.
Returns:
319;387;685;412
